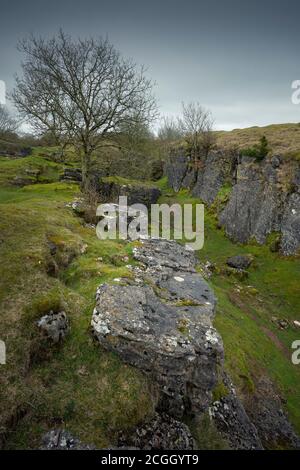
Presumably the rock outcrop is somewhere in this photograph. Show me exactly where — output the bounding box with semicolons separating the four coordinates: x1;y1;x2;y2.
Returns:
243;376;300;450
60;168;82;182
209;375;262;450
41;429;95;450
165;150;300;255
192;151;236;204
90;238;269;449
37;310;69;343
91;239;223;418
98;177;161;208
226;255;253;270
118;412;195;450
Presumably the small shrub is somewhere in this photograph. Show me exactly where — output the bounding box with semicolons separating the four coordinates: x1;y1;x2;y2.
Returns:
241;135;270;161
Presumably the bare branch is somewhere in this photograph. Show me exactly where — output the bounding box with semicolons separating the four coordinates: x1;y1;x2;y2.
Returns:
12;31;157;188
178;102;215;160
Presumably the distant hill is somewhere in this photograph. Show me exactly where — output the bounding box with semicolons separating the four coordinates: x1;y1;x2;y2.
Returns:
215;123;300;159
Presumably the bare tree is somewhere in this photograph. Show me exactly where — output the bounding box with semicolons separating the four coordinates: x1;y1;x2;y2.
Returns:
12;31;157;189
0;105;18;137
158;116;182;141
178;102;215;160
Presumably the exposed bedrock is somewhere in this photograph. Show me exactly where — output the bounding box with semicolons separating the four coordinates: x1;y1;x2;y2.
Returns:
98;177;161;208
91;239;267;449
91;239;223;419
165;150;300;255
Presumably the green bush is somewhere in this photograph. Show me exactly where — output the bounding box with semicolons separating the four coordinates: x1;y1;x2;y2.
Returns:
241;135;270;161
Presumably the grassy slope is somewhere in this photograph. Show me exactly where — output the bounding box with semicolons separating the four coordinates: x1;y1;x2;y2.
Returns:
1;150;300;448
215;123;300;159
159;185;300;435
0;154;154;449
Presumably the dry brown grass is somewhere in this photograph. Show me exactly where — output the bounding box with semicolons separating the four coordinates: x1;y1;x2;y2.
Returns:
215;123;300;159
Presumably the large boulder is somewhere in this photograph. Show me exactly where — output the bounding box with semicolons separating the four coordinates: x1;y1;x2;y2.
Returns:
226;255;253;270
91;239;223;418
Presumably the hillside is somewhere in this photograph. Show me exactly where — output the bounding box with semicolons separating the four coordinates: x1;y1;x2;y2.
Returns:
0;140;300;450
215;123;300;159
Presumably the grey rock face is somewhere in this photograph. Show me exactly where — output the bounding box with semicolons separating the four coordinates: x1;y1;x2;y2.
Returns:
164;153;189;192
209;377;263;450
244;377;300;449
91;239;223;418
118;412;195;450
99;179;161;209
219;158;300;252
38;310;69;343
41;429;95;450
280;192;300;255
165;152;300;255
226;255;253;270
192;151;235;205
271;155;282;169
181;165;197;189
219;158;265;243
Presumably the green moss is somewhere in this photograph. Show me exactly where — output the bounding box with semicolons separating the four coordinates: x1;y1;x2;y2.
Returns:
209;183;232;216
175;299;201;307
0;154;63;187
266;232;282;252
212;381;230;402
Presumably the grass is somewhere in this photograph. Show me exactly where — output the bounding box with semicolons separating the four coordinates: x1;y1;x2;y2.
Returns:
0;159;155;449
0;155;63;186
1;148;300;449
215;123;300;159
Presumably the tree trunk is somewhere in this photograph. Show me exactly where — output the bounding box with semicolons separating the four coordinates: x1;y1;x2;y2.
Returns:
81;148;92;192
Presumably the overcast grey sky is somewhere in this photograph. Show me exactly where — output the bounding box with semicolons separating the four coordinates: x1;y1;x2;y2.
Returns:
0;0;300;130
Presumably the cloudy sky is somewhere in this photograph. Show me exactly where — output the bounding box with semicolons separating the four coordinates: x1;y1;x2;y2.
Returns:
0;0;300;130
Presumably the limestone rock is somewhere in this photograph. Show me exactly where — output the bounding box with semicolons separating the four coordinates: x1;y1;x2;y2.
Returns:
41;429;95;450
164;152;188;192
99;178;161;209
244;377;300;450
192;151;236;205
226;255;253;270
280;192;300;255
60;168;82;182
91;239;223;418
38;310;69;343
164;152;300;255
209;375;262;450
118;412;195;450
